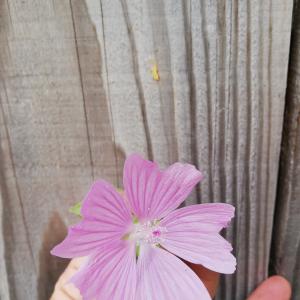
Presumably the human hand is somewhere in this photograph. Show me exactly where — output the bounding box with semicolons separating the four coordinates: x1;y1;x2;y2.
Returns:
50;257;291;299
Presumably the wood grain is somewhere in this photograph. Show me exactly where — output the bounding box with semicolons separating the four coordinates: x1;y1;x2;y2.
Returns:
0;0;119;298
271;1;300;299
0;0;296;299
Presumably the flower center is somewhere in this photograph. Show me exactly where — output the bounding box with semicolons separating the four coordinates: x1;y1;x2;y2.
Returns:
128;220;166;246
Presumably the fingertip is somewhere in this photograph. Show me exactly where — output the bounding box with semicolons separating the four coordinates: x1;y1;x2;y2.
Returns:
247;275;292;300
69;257;87;270
267;276;292;298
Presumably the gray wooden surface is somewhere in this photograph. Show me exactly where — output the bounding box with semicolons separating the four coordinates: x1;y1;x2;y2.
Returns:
0;0;297;299
271;1;300;299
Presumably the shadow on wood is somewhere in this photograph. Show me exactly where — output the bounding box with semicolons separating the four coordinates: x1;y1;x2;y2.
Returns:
37;212;68;300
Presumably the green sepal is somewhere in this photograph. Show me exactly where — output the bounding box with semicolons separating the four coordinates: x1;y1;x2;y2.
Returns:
68;188;123;217
136;244;140;259
69;201;82;217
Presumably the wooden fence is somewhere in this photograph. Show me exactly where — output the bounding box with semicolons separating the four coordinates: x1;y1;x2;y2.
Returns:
0;0;299;299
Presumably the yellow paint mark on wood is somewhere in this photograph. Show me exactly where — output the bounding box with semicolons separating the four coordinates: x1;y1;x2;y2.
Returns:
151;63;160;81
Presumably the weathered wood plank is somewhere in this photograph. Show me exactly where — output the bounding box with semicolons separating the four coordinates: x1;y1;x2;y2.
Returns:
0;101;11;300
218;1;293;298
271;1;300;298
0;0;295;299
100;0;292;298
0;0;119;299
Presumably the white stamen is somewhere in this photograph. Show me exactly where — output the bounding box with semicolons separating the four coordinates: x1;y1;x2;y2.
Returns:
129;220;167;246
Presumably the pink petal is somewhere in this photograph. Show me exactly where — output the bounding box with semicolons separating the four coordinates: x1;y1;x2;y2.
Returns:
123;154;203;220
136;245;211;300
71;240;136;300
51;180;132;258
160;203;236;274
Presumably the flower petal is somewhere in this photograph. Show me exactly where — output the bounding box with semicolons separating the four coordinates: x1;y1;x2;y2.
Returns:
123;154;203;220
160;203;236;274
51;180;132;258
71;240;136;300
136;245;211;300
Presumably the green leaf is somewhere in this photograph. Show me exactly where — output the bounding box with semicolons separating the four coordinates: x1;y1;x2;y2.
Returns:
69;201;82;217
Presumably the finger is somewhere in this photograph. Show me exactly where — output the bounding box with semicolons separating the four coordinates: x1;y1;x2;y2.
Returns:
186;261;220;298
50;257;86;300
247;276;291;300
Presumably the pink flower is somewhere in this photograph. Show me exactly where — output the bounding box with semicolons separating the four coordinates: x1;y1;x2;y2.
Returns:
51;154;236;300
